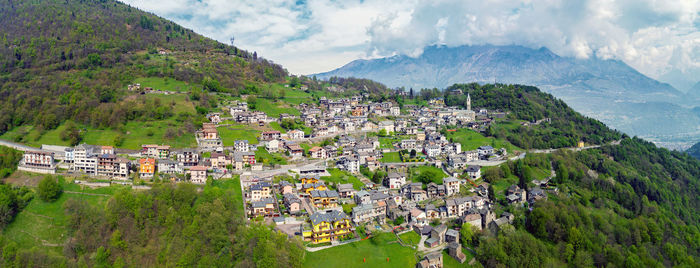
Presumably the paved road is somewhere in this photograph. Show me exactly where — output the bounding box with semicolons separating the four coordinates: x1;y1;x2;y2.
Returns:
0;139;41;152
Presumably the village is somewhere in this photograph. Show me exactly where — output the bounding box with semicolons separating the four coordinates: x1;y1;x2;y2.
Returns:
12;91;558;267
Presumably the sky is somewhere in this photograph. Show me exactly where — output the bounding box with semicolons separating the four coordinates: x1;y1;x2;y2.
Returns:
121;0;700;90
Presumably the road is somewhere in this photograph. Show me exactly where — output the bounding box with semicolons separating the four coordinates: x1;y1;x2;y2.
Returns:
0;139;41;152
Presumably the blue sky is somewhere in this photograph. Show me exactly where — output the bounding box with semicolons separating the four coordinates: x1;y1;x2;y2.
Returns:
122;0;699;90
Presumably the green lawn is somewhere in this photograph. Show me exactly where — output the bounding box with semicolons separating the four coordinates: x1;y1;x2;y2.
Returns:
399;231;421;247
322;168;364;190
254;98;300;117
218;125;260;146
1;119;197;150
304;232;417;268
133;76;200;92
208;176;244;214
445;128;521;153
380;152;402;163
1;179;121;255
378;137;400;149
255;147;288;166
410;166;448;184
281;88;314;105
268;122;287;133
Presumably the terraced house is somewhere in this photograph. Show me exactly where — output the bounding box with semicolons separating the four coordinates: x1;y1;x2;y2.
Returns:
309;190;339;208
304;210;353;243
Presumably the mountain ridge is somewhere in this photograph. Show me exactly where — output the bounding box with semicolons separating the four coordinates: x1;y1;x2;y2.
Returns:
315;44;700;146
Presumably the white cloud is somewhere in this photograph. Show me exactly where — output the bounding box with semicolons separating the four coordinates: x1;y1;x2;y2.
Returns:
121;0;699;88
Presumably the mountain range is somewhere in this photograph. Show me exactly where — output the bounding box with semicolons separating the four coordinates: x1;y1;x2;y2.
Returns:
316;45;700;149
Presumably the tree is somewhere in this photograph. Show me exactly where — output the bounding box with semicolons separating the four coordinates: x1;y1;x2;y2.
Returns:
37;175;62;202
460;223;475;246
378;129;387;137
393;216;405;226
410;149;417;158
488;185;495;201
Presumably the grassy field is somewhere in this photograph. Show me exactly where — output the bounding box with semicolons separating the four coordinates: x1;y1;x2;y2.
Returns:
322;168;364;190
380;152;402;163
209;176;244;214
304;232;417;268
133;77;199;92
445;128;521;153
1;176;123;255
218;125;261;146
399;231;421;247
0;119;197;150
281;88;314;105
254;98;300;117
410;166;448;184
255;147;288;166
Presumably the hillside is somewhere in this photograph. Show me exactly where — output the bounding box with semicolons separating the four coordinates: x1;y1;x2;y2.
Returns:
315;45;700;146
687;141;700;160
0;0;286;141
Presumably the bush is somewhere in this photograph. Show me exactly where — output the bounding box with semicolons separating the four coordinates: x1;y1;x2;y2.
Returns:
37;176;62;202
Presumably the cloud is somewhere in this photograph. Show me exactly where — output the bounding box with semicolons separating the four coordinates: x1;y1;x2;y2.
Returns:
121;0;699;88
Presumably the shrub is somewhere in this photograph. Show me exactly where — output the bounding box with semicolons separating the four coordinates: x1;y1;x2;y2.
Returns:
37;176;62;202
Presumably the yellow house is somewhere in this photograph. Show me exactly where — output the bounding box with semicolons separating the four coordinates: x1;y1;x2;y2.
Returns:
301;176;319;184
577;141;585;148
309;190;339;209
302;182;327;194
306;210;352;243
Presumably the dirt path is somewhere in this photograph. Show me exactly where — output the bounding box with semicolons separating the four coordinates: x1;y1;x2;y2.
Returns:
64;191;111;197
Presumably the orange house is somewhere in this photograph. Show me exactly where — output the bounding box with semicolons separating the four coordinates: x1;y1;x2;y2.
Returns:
139;158;156;178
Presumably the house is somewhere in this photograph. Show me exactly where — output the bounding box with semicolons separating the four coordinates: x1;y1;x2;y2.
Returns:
286;143;304;158
197;123;222;148
250;197;276;217
379;120;394;133
506;185;527;205
448;242;467;263
410;208;428;227
301;176;320;184
266;139;280;152
287;129;304;140
443;177;460;196
279;181;294;195
416;131;426;141
304;210;352;243
351;202;387;223
176;149;199;167
210;152;231;169
139;158;156;178
302;182;327;194
445;229;459;243
477;145;494;157
461;212;482;230
157;159;182;174
424;145;441;158
466;165;481;179
309;190;339;208
18;151;56;174
188;166;208;184
72;144;98;175
261;131;281;141
431;224;448;244
384;172;407;189
354;190;371;205
309;146;326;159
250;182;273;201
337;183;355;198
142;145;170;159
400;139;417;150
234;140;249;152
283;194;302;214
416;252;443;268
528;187;547;204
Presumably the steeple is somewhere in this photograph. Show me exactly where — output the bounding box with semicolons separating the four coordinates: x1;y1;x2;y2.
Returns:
467;93;471;111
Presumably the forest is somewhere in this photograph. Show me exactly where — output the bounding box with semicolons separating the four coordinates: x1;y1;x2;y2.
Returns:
0;179;303;267
470;138;699;267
